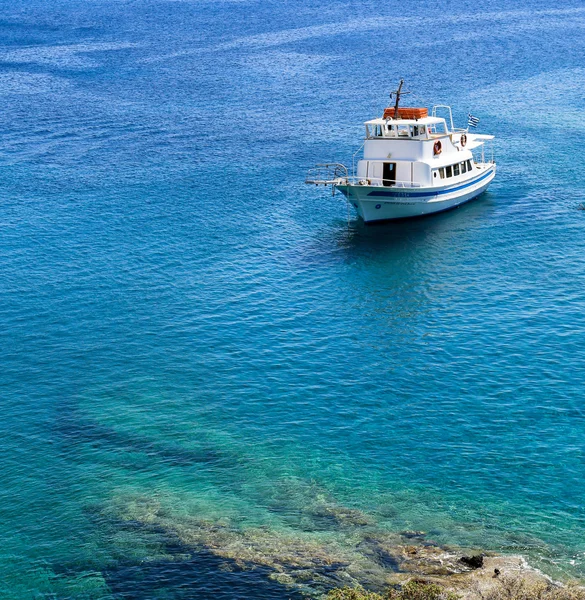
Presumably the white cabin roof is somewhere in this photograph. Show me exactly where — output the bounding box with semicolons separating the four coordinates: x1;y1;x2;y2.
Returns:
365;116;445;126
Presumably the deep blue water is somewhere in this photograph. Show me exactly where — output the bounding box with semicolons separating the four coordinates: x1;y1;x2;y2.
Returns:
1;0;585;597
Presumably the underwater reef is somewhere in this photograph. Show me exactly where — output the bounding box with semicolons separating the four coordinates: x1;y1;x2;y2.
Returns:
73;491;558;599
49;407;576;598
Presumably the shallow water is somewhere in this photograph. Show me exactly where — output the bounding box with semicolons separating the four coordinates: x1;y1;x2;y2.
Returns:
1;0;585;597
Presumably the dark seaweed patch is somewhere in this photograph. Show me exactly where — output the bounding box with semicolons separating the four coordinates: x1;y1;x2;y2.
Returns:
103;549;305;600
55;517;306;600
54;410;236;469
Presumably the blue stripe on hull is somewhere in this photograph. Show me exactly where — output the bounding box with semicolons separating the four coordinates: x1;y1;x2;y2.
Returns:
365;169;493;198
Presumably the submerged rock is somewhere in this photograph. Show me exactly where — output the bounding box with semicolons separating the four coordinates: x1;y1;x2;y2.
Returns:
310;504;375;528
399;544;469;577
399;531;427;540
357;536;402;572
95;494;557;599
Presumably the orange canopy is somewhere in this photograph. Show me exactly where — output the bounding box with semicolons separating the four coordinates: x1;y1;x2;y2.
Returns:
383;107;428;120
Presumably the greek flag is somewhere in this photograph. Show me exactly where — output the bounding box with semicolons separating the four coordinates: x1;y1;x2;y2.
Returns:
468;113;480;128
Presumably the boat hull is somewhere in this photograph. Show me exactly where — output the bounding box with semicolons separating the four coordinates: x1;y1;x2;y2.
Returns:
338;165;496;223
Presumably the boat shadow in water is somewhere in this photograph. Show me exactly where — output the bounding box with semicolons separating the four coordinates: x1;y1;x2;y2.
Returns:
335;190;496;252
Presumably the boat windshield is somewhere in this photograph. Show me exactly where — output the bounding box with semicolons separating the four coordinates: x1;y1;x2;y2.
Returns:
365;119;448;139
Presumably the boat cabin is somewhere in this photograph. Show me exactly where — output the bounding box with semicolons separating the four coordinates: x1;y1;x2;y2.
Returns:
357;106;477;187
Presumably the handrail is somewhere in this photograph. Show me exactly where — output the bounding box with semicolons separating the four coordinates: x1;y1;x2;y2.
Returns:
352;141;365;177
314;163;348;176
471;138;496;165
306;167;423;188
432;104;455;131
305;163;348;183
344;177;423;188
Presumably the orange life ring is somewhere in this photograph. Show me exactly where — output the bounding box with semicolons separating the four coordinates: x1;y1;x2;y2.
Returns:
461;133;467;147
433;140;442;155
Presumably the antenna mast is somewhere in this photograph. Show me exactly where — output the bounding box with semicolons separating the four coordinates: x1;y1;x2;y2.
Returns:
390;79;410;118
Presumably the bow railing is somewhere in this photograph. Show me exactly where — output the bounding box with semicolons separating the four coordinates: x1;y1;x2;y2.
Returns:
305;163;349;185
306;164;423;189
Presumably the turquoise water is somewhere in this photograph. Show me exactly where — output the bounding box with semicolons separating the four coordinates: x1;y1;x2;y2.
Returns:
2;0;585;597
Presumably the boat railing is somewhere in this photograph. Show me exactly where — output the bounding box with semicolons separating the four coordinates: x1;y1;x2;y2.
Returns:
472;142;495;165
431;104;469;133
305;163;349;185
306;165;423;188
432;104;455;132
351;178;423;188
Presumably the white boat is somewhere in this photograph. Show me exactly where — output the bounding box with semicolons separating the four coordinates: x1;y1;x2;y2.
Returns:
306;81;496;223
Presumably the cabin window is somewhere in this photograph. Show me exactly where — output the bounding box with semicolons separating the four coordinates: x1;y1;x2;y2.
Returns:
467;159;472;171
461;161;467;174
397;125;410;137
445;165;453;178
433;170;438;179
453;163;460;176
439;167;445;179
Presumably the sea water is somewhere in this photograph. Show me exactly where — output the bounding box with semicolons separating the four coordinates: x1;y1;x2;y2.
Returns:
1;0;585;597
